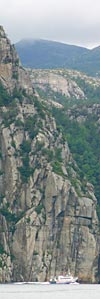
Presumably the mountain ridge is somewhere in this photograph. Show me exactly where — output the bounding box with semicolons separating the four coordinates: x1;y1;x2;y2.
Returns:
15;39;100;76
16;38;89;50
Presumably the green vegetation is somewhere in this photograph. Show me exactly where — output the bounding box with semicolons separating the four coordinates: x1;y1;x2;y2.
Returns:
20;140;31;154
0;244;6;255
18;155;33;183
0;151;2;159
2;107;19;127
12;87;23;102
35;203;43;214
12;72;18;80
55;148;62;162
52;160;64;176
52;107;100;208
24;115;39;139
0;82;26;107
0;170;4;176
15;118;24;127
26;216;31;224
66;117;100;201
42;148;54;162
36;87;48;100
33;250;38;255
18;140;33;183
42;146;63;175
75;78;100;102
0;81;10;106
35;140;44;152
0;205;25;224
33;97;45;119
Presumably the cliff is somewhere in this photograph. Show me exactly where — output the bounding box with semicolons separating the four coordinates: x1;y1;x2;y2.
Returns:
0;26;99;283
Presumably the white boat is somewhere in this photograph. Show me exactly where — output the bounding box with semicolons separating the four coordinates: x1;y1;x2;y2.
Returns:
49;272;78;284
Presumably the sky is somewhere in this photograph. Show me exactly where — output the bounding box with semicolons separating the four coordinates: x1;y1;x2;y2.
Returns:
0;0;100;49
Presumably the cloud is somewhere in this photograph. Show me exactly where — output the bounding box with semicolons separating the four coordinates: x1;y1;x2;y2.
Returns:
0;0;100;48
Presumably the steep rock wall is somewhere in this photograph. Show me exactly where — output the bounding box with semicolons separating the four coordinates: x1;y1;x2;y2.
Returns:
0;102;99;283
0;26;99;283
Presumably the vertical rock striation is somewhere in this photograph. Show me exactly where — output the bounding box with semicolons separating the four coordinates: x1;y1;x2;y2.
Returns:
0;26;99;283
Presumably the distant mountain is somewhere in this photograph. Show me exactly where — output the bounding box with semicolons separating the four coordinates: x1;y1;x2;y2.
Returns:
15;39;100;76
15;39;88;68
15;39;88;69
73;45;100;76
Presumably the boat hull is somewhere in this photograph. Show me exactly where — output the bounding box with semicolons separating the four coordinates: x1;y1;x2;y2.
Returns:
49;275;78;284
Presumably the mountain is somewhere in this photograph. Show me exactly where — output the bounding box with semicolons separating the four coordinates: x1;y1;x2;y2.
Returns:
73;46;100;76
0;26;100;283
30;68;100;201
15;39;100;76
15;39;88;68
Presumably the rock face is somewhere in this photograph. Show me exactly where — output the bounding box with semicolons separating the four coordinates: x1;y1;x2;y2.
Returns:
0;26;100;283
30;69;85;100
0;26;33;94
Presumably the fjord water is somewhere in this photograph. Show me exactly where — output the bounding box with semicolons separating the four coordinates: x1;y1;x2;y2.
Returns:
0;284;100;299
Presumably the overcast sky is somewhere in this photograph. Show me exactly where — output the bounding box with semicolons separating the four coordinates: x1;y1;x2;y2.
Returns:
1;0;100;48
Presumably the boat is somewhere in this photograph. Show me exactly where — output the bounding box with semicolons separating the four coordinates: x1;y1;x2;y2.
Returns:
49;271;78;284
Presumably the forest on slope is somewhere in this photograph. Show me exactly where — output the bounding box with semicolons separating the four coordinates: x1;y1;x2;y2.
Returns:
30;69;100;221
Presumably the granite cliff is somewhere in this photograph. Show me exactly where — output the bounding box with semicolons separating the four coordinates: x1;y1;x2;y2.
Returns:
0;26;99;283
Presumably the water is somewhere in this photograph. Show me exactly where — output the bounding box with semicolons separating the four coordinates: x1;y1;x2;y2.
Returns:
0;283;100;299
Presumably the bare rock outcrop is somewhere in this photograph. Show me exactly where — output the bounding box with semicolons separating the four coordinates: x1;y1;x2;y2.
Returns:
0;26;99;284
0;25;33;94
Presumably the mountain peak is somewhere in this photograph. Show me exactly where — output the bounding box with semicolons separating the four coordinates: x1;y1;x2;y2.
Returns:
0;26;33;94
0;25;19;65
